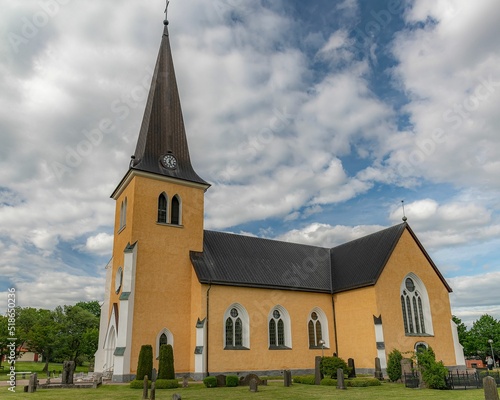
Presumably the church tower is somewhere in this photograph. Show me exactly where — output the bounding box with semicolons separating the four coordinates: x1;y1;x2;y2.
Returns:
95;15;209;382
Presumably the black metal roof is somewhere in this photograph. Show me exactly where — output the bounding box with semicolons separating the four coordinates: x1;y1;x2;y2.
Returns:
191;230;332;292
129;24;208;186
330;223;406;292
190;223;452;294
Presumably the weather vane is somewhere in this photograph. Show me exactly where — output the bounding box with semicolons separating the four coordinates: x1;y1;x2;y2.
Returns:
164;0;170;25
401;200;407;222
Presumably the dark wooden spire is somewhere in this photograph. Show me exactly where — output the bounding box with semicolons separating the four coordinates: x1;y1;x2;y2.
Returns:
130;23;208;186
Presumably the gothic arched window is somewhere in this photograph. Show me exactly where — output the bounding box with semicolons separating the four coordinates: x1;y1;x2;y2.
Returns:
268;306;292;349
223;304;249;349
171;195;181;225
157;193;168;223
400;274;433;336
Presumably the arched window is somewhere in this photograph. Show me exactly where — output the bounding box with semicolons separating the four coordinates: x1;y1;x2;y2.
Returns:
119;197;127;230
400;273;434;336
223;304;249;349
268;306;292;349
155;328;174;359
308;307;329;349
157;193;168;223
171;195;181;225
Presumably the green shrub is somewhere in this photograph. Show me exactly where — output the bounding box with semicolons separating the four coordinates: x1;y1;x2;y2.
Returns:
203;376;217;388
387;349;403;382
320;378;337;386
226;375;239;387
348;377;381;387
416;347;449;390
320;356;350;378
293;375;316;384
136;344;153;381
158;344;175;379
129;379;151;389
155;379;179;389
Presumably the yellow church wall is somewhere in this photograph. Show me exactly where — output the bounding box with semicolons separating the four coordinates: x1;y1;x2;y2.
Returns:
206;285;335;373
333;286;379;369
112;173;207;374
375;228;456;365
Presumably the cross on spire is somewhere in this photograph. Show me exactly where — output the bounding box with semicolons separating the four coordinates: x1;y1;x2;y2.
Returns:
164;0;170;25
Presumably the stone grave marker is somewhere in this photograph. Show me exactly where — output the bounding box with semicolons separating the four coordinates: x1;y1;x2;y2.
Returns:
374;357;383;380
150;381;156;400
401;358;412;383
142;375;149;400
348;358;356;378
314;356;322;385
337;368;346;390
182;375;189;388
283;370;292;387
151;368;157;382
62;361;75;385
483;376;499;400
249;378;258;392
172;394;182;400
216;374;226;387
27;373;37;393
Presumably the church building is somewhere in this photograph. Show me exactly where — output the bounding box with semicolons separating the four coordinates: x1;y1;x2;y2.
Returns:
94;16;465;382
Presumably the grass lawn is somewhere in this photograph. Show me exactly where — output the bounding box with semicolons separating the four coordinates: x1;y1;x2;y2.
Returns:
4;381;498;400
0;361;89;381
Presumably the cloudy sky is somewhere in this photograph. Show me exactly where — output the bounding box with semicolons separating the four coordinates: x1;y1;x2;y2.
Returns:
1;0;499;327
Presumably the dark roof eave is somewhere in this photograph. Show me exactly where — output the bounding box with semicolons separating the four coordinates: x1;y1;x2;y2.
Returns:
196;278;332;294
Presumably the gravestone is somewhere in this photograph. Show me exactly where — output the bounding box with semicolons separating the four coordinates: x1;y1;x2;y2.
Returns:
484;376;500;400
249;378;258;392
182;376;189;388
283;370;292;387
62;361;75;385
314;356;322;385
142;375;149;400
374;357;383;380
401;358;412;382
348;358;356;378
337;368;346;390
151;368;157;382
150;381;156;400
28;373;37;393
215;374;226;387
172;394;182;400
240;373;261;386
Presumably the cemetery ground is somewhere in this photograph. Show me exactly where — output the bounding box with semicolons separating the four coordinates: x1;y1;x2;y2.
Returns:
3;379;500;399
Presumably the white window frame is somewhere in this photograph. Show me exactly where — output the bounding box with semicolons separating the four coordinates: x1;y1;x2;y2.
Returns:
400;273;434;336
223;303;250;349
268;305;292;349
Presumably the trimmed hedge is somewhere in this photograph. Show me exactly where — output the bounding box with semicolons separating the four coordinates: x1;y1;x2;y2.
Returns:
136;344;153;381
155;379;179;389
320;356;350;378
296;376;382;387
129;379;151;389
203;376;217;388
348;378;382;387
158;344;175;380
387;349;403;382
293;375;316;384
226;375;239;387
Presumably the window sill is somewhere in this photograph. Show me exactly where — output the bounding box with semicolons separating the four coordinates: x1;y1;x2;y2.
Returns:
156;222;184;228
310;346;329;350
405;333;434;337
224;346;249;350
269;346;291;350
118;225;126;234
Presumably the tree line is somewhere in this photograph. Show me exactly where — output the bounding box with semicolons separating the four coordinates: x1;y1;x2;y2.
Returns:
0;301;100;372
453;314;500;361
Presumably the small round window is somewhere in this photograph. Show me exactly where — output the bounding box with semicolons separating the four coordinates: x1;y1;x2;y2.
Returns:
230;308;239;318
115;267;123;294
273;309;281;319
311;312;318;320
405;278;415;292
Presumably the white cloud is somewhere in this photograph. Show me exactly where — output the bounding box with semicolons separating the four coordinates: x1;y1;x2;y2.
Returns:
83;232;113;257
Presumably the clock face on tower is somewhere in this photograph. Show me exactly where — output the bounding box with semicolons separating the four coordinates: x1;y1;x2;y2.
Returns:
161;154;177;169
